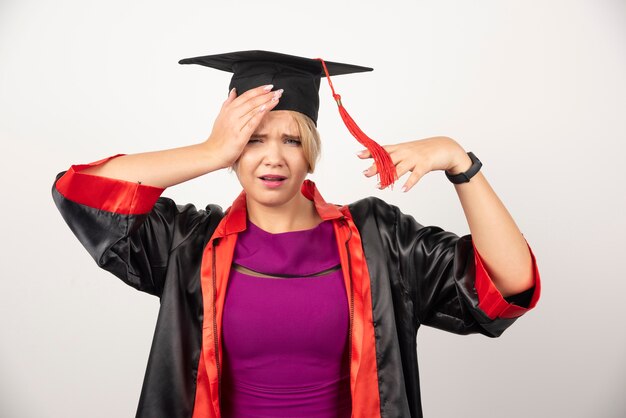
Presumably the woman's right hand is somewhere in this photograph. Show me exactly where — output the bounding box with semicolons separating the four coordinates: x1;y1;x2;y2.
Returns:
204;84;283;169
76;84;283;189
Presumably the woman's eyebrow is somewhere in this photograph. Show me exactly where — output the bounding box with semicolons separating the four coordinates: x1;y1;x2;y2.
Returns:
250;133;301;139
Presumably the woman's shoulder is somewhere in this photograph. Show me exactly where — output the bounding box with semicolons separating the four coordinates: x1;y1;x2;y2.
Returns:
346;196;403;225
346;196;429;231
153;196;225;218
343;197;408;248
151;197;226;243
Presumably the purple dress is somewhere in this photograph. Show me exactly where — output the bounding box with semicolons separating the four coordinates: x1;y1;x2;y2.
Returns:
221;220;352;418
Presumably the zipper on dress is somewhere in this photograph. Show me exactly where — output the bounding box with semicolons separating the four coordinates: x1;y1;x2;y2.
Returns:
212;239;223;415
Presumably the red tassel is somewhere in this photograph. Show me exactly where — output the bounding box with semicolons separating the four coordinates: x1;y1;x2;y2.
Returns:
316;58;397;188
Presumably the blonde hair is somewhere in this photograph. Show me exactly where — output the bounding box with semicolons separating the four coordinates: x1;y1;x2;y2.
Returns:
288;110;321;173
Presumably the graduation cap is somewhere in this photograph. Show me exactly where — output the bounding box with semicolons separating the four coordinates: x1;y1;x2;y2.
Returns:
178;50;396;188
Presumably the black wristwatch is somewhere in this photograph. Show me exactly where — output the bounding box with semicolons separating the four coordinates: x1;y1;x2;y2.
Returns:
445;152;482;184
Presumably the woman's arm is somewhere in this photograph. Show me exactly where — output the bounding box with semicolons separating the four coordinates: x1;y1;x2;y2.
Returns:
359;136;534;297
448;155;534;297
81;85;282;188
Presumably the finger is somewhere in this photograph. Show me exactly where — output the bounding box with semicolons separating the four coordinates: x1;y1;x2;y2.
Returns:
357;144;397;159
240;97;280;134
229;87;281;130
237;84;275;101
394;161;412;180
363;163;377;178
240;111;266;137
239;92;281;130
232;84;278;110
221;87;237;109
383;144;399;154
235;88;283;120
402;169;426;192
366;152;411;177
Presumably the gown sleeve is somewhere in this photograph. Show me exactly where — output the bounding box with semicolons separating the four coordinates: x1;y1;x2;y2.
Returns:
51;154;209;297
392;204;541;338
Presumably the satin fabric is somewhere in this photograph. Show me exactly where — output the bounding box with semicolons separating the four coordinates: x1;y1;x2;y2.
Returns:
52;160;540;418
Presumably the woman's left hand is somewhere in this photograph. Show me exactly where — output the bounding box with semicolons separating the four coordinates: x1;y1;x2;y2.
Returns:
358;136;472;192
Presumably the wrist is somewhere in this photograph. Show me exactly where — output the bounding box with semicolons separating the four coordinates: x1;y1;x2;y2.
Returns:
445;151;482;184
199;141;229;172
446;151;473;175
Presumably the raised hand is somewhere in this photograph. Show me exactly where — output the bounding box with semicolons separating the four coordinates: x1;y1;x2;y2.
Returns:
75;85;283;188
205;84;283;170
358;136;472;192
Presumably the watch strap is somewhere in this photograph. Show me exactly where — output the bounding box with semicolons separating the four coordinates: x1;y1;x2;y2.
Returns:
445;152;482;184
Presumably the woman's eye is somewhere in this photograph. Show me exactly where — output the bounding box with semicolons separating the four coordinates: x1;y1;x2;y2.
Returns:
285;138;302;145
248;138;262;144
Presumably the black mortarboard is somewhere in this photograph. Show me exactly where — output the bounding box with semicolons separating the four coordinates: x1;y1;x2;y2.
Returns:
178;50;372;125
178;50;397;187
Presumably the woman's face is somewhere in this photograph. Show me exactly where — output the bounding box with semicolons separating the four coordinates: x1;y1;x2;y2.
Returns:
234;110;310;210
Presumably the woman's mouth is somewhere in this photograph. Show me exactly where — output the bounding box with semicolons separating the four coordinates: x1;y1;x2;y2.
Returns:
258;175;287;188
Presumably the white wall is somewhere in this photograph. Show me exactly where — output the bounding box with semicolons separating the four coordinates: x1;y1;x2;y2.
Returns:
1;0;624;417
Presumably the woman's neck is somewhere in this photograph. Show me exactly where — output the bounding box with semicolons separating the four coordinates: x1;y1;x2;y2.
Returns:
247;193;322;234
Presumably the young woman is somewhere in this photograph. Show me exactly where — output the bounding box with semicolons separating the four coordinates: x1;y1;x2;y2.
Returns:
52;51;540;418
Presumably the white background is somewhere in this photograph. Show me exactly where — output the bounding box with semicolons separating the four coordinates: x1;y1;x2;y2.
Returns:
1;0;625;417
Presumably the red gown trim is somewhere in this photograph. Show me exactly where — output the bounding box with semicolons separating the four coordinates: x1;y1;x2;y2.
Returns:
54;154;164;215
473;241;541;320
193;180;383;418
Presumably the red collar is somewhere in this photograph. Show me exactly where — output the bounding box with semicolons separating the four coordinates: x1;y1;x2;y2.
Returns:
212;179;344;239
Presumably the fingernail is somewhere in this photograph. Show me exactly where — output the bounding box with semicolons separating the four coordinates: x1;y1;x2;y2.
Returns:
376;182;382;189
362;169;369;175
272;89;284;100
401;186;408;193
229;87;236;96
263;84;274;92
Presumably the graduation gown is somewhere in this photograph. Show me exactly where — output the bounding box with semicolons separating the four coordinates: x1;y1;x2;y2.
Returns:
52;155;541;418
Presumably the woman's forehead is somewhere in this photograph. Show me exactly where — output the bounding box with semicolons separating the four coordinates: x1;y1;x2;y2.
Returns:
254;111;299;135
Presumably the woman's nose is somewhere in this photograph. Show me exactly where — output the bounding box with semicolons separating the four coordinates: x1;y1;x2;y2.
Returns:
262;142;285;166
